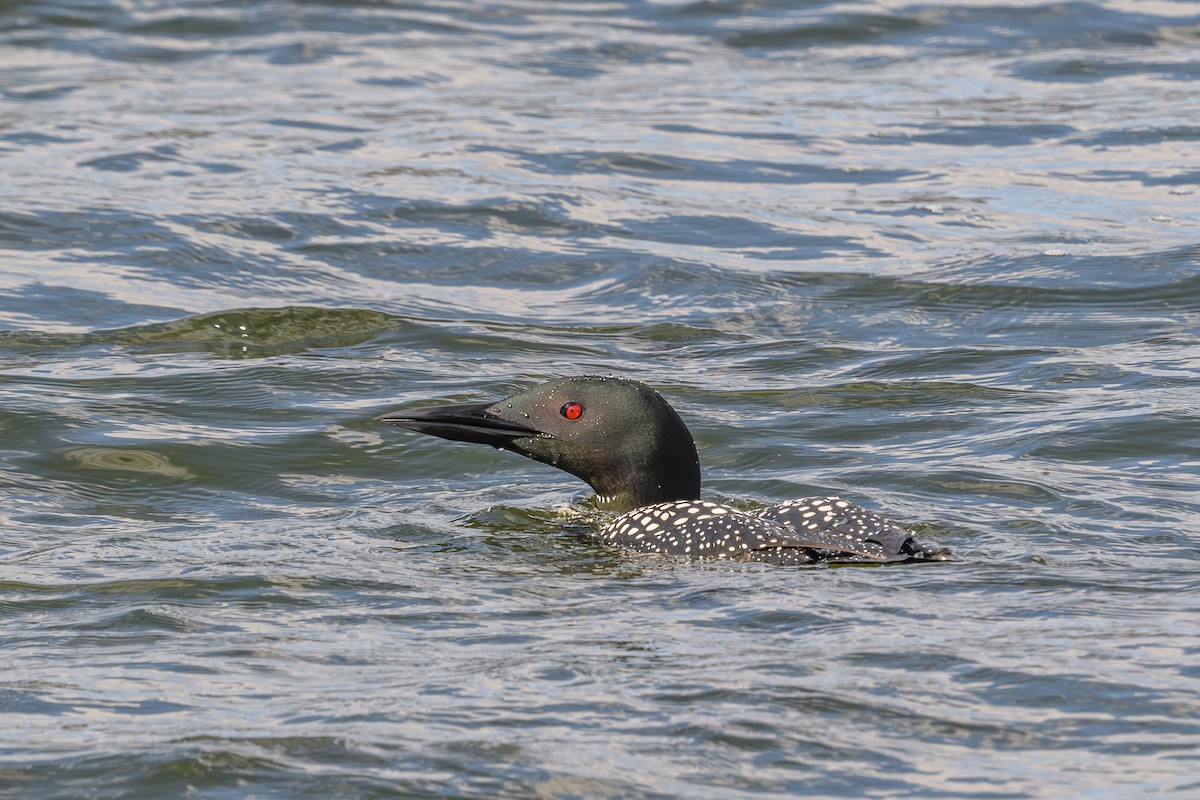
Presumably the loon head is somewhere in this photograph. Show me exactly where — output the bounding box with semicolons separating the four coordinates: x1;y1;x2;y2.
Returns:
377;376;700;513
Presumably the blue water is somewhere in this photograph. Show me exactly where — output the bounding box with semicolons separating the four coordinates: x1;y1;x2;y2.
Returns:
2;1;1199;797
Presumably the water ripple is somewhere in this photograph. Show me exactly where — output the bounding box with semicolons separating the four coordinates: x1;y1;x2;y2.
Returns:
2;0;1199;796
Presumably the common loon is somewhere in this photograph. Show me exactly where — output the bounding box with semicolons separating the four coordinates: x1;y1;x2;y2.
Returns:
377;376;949;565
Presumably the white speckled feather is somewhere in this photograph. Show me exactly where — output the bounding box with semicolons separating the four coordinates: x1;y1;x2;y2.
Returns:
598;497;943;564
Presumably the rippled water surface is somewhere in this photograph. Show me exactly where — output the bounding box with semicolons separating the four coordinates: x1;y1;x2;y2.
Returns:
2;1;1199;797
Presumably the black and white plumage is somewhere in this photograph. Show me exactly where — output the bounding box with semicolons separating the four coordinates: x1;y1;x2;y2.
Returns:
602;498;942;565
378;376;950;565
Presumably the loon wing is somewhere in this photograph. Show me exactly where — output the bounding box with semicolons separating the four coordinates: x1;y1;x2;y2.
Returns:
753;496;927;561
596;498;947;564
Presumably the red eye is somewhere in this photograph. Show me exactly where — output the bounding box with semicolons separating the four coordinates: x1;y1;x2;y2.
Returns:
560;402;583;421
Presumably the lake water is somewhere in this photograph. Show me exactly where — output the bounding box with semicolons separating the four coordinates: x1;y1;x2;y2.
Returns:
1;1;1198;797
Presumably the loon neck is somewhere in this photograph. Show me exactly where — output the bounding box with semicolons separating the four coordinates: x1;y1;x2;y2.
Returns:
585;444;701;515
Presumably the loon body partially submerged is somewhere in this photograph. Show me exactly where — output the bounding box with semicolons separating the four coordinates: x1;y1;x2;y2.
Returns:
378;376;949;565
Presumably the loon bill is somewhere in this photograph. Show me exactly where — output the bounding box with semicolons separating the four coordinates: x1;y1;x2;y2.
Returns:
377;376;950;565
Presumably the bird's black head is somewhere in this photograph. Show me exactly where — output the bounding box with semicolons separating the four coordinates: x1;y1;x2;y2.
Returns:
377;376;700;513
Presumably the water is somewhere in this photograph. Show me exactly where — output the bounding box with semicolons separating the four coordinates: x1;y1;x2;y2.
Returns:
2;0;1199;797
